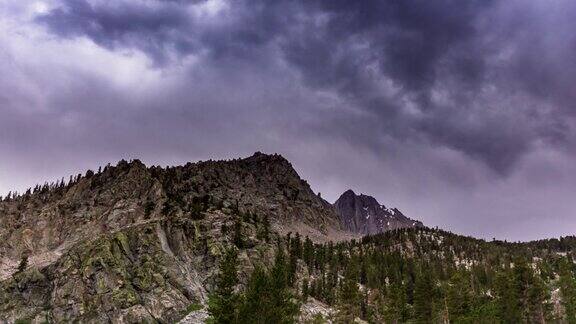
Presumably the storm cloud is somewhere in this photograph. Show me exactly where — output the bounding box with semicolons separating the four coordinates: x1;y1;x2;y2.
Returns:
1;0;576;240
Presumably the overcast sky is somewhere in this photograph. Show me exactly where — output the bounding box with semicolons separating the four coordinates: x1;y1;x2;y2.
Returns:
2;0;576;241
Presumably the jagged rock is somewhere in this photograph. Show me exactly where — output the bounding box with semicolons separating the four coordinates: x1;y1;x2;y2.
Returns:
299;298;335;323
0;152;350;323
334;189;423;235
178;309;209;324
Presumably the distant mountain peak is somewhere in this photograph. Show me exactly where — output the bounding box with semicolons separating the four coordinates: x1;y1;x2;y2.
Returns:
334;190;423;235
342;189;356;196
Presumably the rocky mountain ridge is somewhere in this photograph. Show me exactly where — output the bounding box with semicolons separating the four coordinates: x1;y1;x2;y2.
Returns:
0;152;354;323
334;189;423;235
0;152;346;279
1;152;575;323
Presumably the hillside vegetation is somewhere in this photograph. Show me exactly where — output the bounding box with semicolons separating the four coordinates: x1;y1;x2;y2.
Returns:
1;153;575;323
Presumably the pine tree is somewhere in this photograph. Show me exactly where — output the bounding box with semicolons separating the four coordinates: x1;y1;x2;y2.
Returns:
290;233;302;259
494;268;522;323
413;269;434;323
527;273;550;323
238;246;299;323
302;279;309;301
303;236;314;271
208;248;240;324
560;258;576;323
287;249;298;287
384;280;408;323
16;255;28;274
256;214;270;242
233;218;243;249
511;257;547;322
446;270;473;322
237;266;271;323
269;245;300;323
336;257;361;323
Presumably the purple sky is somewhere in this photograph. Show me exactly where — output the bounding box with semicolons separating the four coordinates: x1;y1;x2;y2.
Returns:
1;0;576;241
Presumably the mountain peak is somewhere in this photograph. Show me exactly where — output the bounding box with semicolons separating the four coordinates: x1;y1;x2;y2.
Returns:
341;189;356;198
247;151;287;161
334;190;423;235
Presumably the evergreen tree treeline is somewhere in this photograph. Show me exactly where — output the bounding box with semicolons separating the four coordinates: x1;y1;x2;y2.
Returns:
209;226;576;323
208;245;299;324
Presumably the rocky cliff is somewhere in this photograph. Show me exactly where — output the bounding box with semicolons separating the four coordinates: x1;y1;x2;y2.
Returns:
0;152;350;323
334;189;423;235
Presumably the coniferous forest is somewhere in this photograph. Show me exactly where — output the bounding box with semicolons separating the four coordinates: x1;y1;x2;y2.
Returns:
208;227;576;323
2;157;576;323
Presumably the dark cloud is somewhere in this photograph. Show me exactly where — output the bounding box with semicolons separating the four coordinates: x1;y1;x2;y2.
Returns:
36;0;196;64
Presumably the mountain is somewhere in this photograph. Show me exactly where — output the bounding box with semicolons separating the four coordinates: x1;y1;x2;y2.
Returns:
0;152;352;323
1;153;576;323
0;152;345;278
334;189;423;235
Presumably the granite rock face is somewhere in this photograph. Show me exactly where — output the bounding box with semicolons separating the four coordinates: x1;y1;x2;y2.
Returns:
0;152;347;323
334;189;423;235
